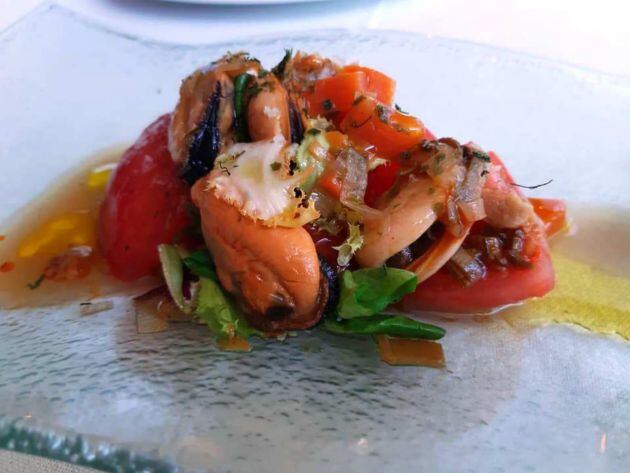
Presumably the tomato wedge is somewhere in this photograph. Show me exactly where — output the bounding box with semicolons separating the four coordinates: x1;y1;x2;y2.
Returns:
364;160;400;206
400;152;557;313
99;114;192;281
305;65;396;125
340;96;426;159
401;223;554;314
306;71;366;119
340;65;396;105
529;198;567;238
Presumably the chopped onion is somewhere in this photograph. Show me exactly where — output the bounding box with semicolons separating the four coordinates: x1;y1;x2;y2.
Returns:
458;197;486;223
446;247;487;286
445;196;465;237
310;190;337;219
339;148;383;219
455;145;489;223
340;148;368;202
341;199;384;219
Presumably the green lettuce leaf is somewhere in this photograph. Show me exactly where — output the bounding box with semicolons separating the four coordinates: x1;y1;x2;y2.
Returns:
324;315;445;340
332;223;363;267
157;244;195;314
183;250;217;281
295;125;330;191
195;277;261;341
337;267;418;319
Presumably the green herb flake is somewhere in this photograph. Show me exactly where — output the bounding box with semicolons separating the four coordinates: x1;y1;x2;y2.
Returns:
270;162;281;171
305;128;322;136
472;150;491;162
27;273;45;290
258;69;269;78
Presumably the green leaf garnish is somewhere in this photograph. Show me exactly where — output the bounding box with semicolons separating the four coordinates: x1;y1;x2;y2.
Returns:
324;315;445;340
337;267;418;319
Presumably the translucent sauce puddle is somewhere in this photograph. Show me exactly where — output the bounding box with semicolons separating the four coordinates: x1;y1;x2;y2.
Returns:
0;146;159;309
504;205;630;338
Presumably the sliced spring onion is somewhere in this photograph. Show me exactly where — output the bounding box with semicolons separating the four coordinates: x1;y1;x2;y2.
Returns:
233;73;252;143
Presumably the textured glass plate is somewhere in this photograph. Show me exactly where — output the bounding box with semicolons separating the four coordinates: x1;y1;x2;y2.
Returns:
1;4;630;473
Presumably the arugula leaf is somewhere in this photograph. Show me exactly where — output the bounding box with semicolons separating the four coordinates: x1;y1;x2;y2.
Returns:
337;267;418;319
324;315;445;340
196;277;261;341
332;223;363;267
183;250;217;281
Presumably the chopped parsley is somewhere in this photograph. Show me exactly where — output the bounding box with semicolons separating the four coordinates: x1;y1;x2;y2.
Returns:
270;162;281;171
27;273;45;290
471;150;491;162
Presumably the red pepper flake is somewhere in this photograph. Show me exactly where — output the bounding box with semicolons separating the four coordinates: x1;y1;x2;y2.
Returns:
0;261;15;273
0;235;5;241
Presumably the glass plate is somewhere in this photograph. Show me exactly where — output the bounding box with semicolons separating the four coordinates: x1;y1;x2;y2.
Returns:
1;4;630;472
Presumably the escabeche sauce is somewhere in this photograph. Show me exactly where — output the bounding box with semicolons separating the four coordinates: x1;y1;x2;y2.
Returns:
0;146;158;309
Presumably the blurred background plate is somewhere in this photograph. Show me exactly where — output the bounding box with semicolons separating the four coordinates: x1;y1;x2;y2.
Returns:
1;3;630;473
149;0;327;4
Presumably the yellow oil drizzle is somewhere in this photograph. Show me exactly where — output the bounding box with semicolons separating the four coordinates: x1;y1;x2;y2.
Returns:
506;205;630;338
506;253;630;338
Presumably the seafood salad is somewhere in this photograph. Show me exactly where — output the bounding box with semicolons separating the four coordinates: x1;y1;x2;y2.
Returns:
39;51;570;361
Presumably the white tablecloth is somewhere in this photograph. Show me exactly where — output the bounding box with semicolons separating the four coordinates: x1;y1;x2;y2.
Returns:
1;0;629;77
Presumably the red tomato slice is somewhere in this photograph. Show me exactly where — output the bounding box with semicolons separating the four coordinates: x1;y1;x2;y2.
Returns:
401;152;556;313
340;65;396;105
99;114;192;281
304;223;348;272
340;96;426;159
306;71;366;120
364;160;400;206
400;224;554;314
529;198;567;238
